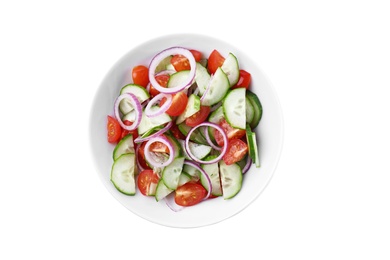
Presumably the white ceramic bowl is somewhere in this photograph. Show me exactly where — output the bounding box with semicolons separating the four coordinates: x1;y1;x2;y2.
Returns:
89;34;283;228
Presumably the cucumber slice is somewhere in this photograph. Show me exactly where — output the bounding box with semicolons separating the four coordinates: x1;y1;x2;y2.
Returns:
119;84;150;114
195;62;211;96
223;88;246;129
245;96;255;124
168;70;190;89
176;94;200;124
246;90;263;129
162;157;185;190
187;142;212;160
110;153;136;195
201;67;230;106
155;179;172;202
219;160;242;199
200;155;222;196
207;106;225;142
113;134;134;160
177;123;208;145
155;55;173;73
122;110;135;122
183;164;200;182
138;107;171;135
221;53;240;86
155;173;191;201
246;125;260;168
208;106;224;124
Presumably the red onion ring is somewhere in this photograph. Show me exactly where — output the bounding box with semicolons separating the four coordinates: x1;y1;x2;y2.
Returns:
114;93;142;131
164;193;184;212
144;93;172;117
242;155;252;174
148;47;196;94
203;126;222;151
134;121;173;144
144;135;175;168
183;160;212;200
185;122;228;164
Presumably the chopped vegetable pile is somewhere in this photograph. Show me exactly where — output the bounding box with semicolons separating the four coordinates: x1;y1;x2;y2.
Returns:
106;47;262;210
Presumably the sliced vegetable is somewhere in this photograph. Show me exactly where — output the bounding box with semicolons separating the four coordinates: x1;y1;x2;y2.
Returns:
110;153;136;195
221;53;239;86
246;90;263;128
219;160;242;199
149;47;196;94
223;87;246;129
114;93;142;131
113;134;134;160
137;169;159;196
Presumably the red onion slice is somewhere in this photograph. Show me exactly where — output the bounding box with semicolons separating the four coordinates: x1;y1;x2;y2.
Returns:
183;160;212;200
114;93;142;131
134;121;173;144
242;155;252;174
144;135;175;168
203;126;222;151
185;122;228;164
149;47;196;94
144;93;172;118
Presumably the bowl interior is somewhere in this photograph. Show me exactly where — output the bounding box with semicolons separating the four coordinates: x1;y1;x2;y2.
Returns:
89;34;283;228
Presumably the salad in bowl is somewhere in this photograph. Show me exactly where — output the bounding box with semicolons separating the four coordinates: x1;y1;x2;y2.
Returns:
90;34;283;228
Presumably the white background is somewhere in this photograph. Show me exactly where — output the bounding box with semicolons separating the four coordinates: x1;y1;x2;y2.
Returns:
1;0;389;259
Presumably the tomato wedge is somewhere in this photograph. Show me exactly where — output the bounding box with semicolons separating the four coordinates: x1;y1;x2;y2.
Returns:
132;65;149;88
170;49;203;71
175;182;207;206
232;70;251;89
107;115;122;144
223;139;248;165
149;141;170;153
149;74;170;97
137;169;159;196
207;49;225;74
185;106;211;127
160;91;188;116
190;49;202;62
214;119;246;146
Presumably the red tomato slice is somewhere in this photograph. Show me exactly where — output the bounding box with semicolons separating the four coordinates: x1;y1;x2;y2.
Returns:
160;91;188;116
185;106;211;127
190;49;202;62
137;169;159;196
170;49;203;71
149;141;170;153
175;182;207;206
171;54;190;71
232;70;251;89
132;65;149;88
107;115;122;144
214;119;246;146
223;139;248;165
170;122;185;140
207;49;225;74
149;74;170;97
